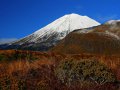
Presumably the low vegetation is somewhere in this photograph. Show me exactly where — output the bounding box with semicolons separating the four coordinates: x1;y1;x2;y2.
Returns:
0;50;119;90
55;59;116;86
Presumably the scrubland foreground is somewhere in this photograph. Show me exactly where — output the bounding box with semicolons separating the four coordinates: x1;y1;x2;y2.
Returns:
0;50;120;90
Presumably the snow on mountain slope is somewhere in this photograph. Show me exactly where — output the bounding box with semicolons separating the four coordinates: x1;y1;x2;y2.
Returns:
106;20;120;25
13;13;100;44
33;13;100;41
1;13;100;51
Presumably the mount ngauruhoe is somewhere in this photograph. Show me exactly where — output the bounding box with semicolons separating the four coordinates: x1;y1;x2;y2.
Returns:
0;13;100;51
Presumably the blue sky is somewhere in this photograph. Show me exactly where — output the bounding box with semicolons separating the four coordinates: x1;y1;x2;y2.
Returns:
0;0;120;41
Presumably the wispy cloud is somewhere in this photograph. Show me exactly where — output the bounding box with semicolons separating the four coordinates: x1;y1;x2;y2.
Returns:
96;14;119;23
0;38;17;44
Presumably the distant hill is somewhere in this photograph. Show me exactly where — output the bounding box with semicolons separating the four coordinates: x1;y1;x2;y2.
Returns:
51;20;120;55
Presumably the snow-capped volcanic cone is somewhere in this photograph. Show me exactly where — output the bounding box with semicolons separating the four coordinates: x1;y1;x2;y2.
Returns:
0;13;100;51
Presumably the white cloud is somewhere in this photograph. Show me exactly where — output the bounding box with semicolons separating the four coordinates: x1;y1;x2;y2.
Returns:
0;38;17;44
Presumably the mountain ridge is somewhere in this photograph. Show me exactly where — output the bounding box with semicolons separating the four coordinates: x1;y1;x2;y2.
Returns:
51;20;120;55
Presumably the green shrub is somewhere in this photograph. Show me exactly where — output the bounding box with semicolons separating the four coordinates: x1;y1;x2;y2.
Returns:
55;59;116;86
0;54;7;61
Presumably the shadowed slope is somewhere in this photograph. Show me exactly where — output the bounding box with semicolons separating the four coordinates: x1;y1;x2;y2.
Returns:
51;21;120;55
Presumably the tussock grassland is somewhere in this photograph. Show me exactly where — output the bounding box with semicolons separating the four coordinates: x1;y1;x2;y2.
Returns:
0;50;119;90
